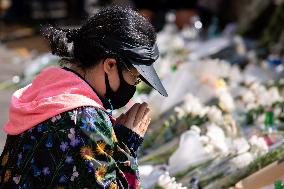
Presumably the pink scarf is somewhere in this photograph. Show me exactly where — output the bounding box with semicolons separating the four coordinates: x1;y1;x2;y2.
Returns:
4;66;107;135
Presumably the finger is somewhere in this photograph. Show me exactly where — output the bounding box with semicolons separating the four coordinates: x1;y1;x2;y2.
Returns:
117;113;126;125
141;108;151;125
140;118;151;137
116;113;124;123
138;110;151;131
124;103;140;117
144;117;152;130
125;103;141;128
138;108;150;128
134;103;149;126
143;118;152;135
139;108;150;123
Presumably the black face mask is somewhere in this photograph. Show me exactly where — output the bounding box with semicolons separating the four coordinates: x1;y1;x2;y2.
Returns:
104;65;136;110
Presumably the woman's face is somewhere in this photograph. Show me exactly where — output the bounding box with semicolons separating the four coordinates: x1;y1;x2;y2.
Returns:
103;58;140;92
121;65;140;85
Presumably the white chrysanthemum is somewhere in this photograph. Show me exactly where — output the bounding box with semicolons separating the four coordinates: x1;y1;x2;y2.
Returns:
268;87;282;104
182;94;208;117
257;91;272;106
231;138;250;154
249;135;269;157
174;107;186;119
158;172;187;189
207;106;223;124
246;103;258;111
250;82;265;94
217;90;235;112
242;90;255;104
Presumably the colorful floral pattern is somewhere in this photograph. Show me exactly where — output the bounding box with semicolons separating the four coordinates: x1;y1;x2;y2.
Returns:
0;106;143;188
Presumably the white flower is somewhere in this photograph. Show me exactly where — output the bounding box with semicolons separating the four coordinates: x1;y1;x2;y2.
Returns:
257;93;270;106
207;106;223;124
182;94;208;117
158;172;187;189
190;103;205;117
256;114;265;125
198;107;209;117
232;138;250;154
70;110;78;125
169;128;211;173
206;123;229;155
71;166;79;181
51;114;61;122
70;128;75;134
68;128;76;140
217;90;235;112
246;103;258;111
191;125;201;134
158;172;172;187
138;165;154;178
249;135;269;157
200;135;210;144
274;107;282;117
268;87;282;104
250;83;265;94
174;107;186;119
204;144;214;154
242;90;255;104
13;175;21;184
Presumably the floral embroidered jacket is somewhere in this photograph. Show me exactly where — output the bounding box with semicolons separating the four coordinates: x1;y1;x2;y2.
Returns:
0;106;143;189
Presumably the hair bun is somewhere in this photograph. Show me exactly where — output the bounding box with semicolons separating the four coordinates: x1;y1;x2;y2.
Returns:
66;29;81;43
41;25;75;58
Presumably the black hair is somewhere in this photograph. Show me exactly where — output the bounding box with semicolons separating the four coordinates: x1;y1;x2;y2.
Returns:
41;5;156;69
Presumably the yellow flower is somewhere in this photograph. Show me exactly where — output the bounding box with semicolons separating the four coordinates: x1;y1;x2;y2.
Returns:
111;129;118;143
57;186;64;189
109;182;118;189
4;170;11;183
95;164;107;182
1;153;9;166
80;146;94;160
96;141;106;155
216;79;227;89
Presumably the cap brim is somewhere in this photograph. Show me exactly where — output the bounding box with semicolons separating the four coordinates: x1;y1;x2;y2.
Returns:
131;63;168;97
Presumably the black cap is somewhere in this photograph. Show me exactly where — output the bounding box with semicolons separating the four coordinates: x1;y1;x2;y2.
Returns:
102;38;168;97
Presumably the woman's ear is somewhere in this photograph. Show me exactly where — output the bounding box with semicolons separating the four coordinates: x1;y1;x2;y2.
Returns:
103;58;117;74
